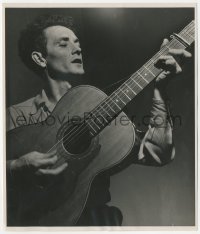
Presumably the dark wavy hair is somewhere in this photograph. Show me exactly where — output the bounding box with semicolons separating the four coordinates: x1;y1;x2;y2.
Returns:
18;14;76;76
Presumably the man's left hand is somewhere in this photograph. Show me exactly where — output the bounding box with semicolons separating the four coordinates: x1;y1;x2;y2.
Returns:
154;38;192;89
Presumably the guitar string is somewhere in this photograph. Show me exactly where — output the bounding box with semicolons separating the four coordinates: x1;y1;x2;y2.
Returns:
51;36;193;167
47;22;194;160
55;23;195;158
46;40;175;154
54;40;184;158
80;21;195;128
76;21;195;130
48;23;194;165
46;22;194;164
59;26;193;143
179;22;195;44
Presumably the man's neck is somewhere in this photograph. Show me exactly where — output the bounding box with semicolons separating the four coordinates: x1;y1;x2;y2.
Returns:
43;74;72;105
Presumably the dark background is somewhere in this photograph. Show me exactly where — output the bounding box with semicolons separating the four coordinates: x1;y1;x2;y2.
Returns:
6;8;195;226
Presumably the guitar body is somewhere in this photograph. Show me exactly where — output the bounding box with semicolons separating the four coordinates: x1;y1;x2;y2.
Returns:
7;85;135;226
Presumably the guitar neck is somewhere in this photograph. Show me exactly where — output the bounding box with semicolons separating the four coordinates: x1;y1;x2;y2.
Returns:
87;20;195;137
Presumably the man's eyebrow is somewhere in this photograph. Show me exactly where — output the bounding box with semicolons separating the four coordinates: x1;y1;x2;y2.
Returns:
57;37;69;42
55;37;80;44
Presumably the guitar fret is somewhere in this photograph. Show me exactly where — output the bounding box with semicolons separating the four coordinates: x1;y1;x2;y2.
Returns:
90;118;101;130
124;92;131;100
134;79;142;89
165;45;171;50
144;65;156;77
155;46;169;58
98;106;110;122
147;58;156;66
137;71;149;84
87;123;97;135
183;30;194;40
94;118;104;127
99;114;109;124
112;99;121;110
180;33;194;46
104;101;116;114
87;20;195;137
120;88;131;101
116;94;126;105
156;49;165;57
173;38;186;49
87;120;99;133
132;89;136;95
124;83;137;95
94;111;107;123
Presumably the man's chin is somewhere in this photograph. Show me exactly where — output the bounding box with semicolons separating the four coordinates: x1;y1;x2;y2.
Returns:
64;69;85;80
73;68;85;75
72;63;85;74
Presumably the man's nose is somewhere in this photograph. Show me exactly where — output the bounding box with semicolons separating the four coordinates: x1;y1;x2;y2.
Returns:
72;43;81;55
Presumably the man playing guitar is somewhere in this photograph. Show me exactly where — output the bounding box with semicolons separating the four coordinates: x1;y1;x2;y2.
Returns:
6;14;193;226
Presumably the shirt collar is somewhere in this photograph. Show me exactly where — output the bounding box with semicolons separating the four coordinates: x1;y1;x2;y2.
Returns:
34;85;72;113
34;89;55;113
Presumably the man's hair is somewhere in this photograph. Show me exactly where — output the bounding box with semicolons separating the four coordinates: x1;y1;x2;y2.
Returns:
18;14;75;76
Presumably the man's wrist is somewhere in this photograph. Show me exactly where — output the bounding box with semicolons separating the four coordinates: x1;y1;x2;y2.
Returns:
8;158;25;173
153;86;168;102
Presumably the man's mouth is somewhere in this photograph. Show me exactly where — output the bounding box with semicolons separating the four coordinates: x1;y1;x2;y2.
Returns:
71;58;82;64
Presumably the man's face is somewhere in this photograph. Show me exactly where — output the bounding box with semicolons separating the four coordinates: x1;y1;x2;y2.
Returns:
43;25;84;77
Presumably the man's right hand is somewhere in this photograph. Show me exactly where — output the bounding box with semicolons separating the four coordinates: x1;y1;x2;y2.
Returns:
9;150;68;176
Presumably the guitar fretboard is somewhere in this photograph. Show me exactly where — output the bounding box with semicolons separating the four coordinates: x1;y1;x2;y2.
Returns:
87;20;195;136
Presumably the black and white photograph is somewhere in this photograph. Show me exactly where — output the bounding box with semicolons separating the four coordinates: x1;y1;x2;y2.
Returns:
4;4;196;229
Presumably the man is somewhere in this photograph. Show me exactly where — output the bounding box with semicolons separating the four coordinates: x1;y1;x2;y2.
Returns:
6;14;192;226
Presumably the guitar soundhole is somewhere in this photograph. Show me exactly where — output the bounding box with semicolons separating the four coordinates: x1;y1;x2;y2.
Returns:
62;122;92;155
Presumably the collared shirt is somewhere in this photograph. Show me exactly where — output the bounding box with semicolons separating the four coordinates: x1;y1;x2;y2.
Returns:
7;89;55;130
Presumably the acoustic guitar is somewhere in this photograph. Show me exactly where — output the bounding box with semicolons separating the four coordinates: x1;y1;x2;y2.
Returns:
7;20;195;226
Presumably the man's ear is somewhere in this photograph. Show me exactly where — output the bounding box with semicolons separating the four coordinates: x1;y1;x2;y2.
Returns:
31;51;47;68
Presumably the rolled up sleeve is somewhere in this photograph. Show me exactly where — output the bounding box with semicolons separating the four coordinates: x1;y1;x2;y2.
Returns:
133;98;175;167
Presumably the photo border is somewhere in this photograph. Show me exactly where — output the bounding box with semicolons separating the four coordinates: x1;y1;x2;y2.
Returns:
1;1;198;232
